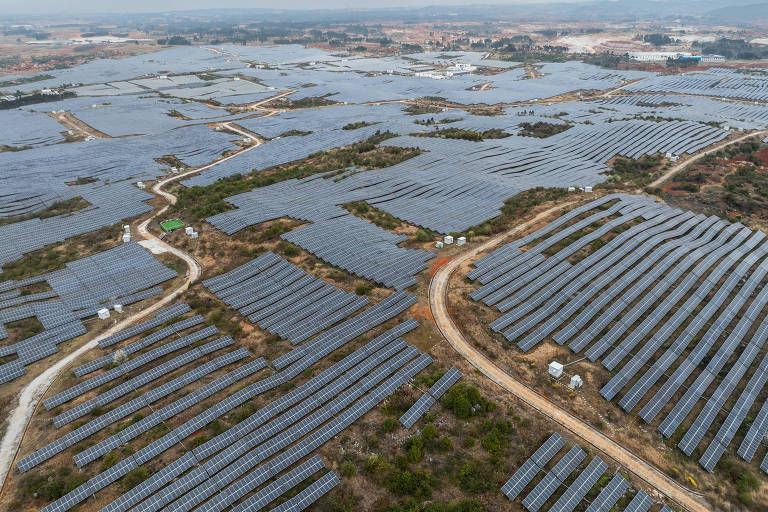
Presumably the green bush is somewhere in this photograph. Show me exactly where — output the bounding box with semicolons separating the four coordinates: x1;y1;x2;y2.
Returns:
441;383;494;420
101;450;120;471
341;460;356;478
122;466;149;490
415;229;432;242
480;420;512;455
355;284;372;295
365;454;389;474
385;469;433;498
283;245;299;257
422;423;438;442
404;435;424;463
382;418;398;433
457;460;494;494
438;436;453;452
209;419;226;435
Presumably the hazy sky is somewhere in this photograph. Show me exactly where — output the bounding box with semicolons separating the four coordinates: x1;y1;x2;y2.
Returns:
1;0;578;16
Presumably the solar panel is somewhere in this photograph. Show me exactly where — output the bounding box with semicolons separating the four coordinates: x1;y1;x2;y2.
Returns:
399;393;435;428
549;457;607;512
584;473;628;512
623;490;653;512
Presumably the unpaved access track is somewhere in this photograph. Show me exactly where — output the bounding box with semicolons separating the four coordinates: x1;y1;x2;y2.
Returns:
0;117;274;492
428;204;712;512
649;128;768;188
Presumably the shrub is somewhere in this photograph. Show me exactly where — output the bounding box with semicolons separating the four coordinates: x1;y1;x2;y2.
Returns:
422;423;438;441
382;418;398;433
122;466;149;490
341;460;356;478
457;460;494;494
385;469;433;498
283;245;299;257
101;450;120;471
438;436;453;452
415;229;432;242
365;454;389;474
355;284;371;295
441;383;494;420
404;435;424;463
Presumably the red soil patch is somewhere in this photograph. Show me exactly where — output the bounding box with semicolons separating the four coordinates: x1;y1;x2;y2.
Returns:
409;303;434;322
430;256;453;277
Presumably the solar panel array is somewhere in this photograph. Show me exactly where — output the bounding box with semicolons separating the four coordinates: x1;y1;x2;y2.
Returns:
470;194;768;474
501;433;565;500
503;434;678;512
97;302;191;348
75;314;205;377
203;251;370;342
18;343;260;472
625;67;768;103
0;243;178;384
522;445;586;512
399;366;462;427
39;316;432;512
206;184;435;289
45;324;219;410
267;470;340;512
0;181;154;270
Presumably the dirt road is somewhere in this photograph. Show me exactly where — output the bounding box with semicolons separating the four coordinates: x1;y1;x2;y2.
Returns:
0;133;245;491
648;129;768;188
428;205;712;512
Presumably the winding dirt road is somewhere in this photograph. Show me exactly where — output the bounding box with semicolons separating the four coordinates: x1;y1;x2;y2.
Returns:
648;128;768;188
428;205;712;512
0;117;274;492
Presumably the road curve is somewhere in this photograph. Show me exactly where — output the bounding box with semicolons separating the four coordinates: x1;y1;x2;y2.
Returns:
428;205;712;512
648;128;768;188
0;142;227;492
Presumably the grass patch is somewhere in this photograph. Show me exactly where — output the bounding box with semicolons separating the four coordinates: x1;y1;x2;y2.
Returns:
413;127;510;142
0;197;91;227
518;121;571;138
172;132;422;220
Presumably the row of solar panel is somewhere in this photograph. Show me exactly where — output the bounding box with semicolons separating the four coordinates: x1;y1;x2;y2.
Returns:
470;194;768;474
502;433;672;512
399;366;462;428
203;252;370;344
41;320;431;512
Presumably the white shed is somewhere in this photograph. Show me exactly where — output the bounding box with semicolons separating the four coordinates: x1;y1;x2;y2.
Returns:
97;308;111;320
457;236;466;246
122;233;131;243
444;235;454;245
570;375;583;388
548;361;563;378
114;304;123;313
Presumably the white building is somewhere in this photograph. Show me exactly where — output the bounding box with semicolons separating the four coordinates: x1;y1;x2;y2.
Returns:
702;54;726;63
627;51;696;62
570;375;583;388
97;308;111;320
444;235;454;245
549;361;563;378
